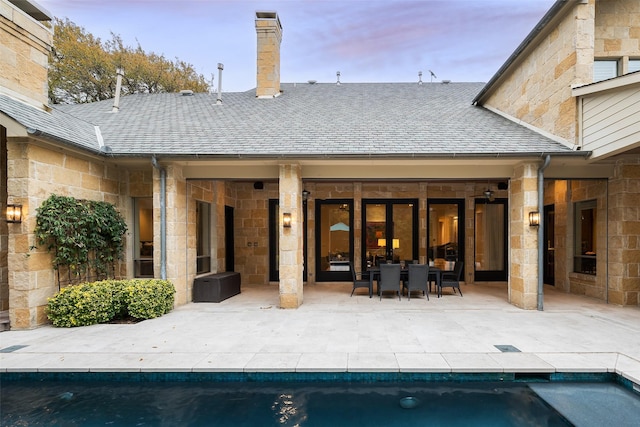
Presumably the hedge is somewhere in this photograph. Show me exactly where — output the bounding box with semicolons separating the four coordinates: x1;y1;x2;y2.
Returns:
47;279;175;327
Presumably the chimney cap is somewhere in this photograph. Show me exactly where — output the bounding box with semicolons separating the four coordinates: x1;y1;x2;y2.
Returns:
255;11;282;29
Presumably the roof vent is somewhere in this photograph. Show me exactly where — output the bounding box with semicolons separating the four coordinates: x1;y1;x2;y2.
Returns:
336;71;341;86
216;63;223;105
180;90;194;96
418;71;423;85
111;68;124;112
308;80;317;85
441;80;451;84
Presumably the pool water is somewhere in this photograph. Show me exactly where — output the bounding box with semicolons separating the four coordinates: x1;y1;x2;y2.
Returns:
1;380;573;426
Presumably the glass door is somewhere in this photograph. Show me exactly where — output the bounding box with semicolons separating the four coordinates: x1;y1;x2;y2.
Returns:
315;199;353;282
362;199;418;271
544;204;555;285
427;199;464;271
474;198;508;281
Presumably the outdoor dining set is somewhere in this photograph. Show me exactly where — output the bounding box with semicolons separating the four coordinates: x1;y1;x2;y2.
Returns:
350;261;464;300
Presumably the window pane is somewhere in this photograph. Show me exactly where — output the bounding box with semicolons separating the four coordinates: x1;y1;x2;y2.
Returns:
574;200;597;275
321;203;351;271
196;201;211;274
629;59;640;73
134;197;153;278
392;203;414;263
475;203;505;271
365;203;386;266
594;60;618;82
428;203;459;264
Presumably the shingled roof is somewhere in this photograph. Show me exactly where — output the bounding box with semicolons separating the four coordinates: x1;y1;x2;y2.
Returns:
0;94;101;153
5;82;578;159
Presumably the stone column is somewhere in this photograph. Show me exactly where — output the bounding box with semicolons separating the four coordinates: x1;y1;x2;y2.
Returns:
154;164;188;305
608;157;640;306
509;162;540;309
279;163;303;308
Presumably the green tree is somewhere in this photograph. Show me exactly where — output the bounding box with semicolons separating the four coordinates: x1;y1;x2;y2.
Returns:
49;18;209;104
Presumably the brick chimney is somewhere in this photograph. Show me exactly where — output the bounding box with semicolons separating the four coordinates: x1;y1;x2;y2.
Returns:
255;11;282;98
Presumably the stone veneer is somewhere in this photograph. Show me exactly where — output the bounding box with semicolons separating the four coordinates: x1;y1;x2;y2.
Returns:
6;140;129;328
595;0;640;72
483;0;595;143
255;12;282;98
509;162;539;309
607;157;640;305
0;0;52;108
278;164;303;308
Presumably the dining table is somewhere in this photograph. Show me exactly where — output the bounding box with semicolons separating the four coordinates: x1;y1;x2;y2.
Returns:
367;264;442;298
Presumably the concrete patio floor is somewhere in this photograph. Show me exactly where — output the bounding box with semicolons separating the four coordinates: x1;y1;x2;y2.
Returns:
1;282;640;385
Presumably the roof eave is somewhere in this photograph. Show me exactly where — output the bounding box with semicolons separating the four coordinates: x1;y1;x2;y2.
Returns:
25;128;106;156
115;151;590;161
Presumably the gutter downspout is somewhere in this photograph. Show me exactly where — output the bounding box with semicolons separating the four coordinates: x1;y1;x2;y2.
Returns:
537;154;551;310
151;156;167;280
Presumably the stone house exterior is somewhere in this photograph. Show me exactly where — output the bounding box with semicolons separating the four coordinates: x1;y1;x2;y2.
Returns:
1;0;639;330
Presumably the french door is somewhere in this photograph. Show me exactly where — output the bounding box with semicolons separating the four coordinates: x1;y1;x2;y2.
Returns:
315;199;354;282
427;199;464;268
361;199;419;272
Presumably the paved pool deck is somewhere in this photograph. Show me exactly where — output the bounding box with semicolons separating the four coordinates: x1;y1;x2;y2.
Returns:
1;282;640;385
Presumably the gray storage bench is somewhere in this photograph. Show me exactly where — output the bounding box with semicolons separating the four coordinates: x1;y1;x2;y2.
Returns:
193;272;241;303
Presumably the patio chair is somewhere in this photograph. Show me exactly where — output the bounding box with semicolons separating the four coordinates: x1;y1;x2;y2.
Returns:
439;261;463;297
350;262;372;298
378;263;401;300
403;263;429;301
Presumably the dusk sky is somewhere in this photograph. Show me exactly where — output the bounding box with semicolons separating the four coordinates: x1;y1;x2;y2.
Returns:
37;0;556;92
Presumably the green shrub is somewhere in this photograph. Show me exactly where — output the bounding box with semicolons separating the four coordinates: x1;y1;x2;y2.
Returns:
46;283;116;327
46;279;175;327
123;279;175;319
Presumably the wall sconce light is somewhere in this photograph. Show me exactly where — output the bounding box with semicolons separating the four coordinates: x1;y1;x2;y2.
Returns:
283;212;292;228
302;190;310;201
529;211;540;227
6;204;23;223
377;238;386;247
392;239;400;249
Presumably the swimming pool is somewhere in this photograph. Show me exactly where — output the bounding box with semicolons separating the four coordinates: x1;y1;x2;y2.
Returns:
2;372;639;426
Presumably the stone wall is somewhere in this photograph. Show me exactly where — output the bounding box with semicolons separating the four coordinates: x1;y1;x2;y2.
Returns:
154;165;188;305
509;162;539;309
7;140;129;328
0;0;52;108
483;1;595;143
608;157;640;305
234;181;277;285
595;0;640;71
